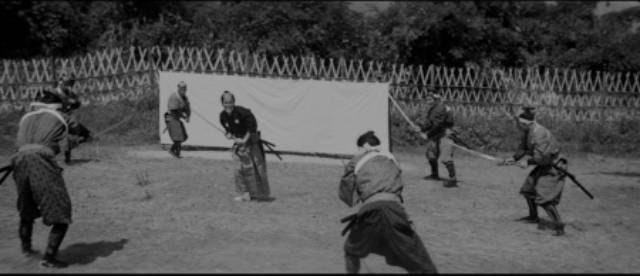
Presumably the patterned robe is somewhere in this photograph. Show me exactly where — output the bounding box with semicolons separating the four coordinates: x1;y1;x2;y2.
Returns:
11;107;73;225
513;122;566;205
165;92;190;142
339;148;438;273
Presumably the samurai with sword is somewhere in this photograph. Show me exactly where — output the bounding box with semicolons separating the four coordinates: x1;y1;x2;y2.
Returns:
411;92;459;188
339;131;438;274
499;108;569;236
219;91;271;202
5;90;92;268
164;81;191;158
53;72;92;163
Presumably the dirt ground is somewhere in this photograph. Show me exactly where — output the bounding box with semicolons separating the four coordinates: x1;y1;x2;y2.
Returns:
0;144;639;273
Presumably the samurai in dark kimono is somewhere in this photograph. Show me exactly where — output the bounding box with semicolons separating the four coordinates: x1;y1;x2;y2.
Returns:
413;92;457;187
53;73;91;163
339;131;438;274
500;109;568;236
164;81;191;158
219;91;270;202
10;91;89;268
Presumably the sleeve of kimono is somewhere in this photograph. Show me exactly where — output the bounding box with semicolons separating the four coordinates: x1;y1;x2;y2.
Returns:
529;128;553;165
219;113;229;133
60;113;78;151
338;159;358;207
167;93;180;111
241;108;258;133
419;117;432;132
69;93;81;109
182;97;191;120
426;105;448;137
61;88;81;110
512;133;529;161
64;112;78;129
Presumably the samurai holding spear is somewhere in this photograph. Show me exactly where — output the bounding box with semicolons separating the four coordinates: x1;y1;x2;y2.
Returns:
339;131;438;273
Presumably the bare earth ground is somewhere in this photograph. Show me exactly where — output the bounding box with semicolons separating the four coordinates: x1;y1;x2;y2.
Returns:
1;144;639;273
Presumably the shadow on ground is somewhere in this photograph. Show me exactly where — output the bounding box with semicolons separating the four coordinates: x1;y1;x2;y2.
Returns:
254;197;276;202
59;238;128;265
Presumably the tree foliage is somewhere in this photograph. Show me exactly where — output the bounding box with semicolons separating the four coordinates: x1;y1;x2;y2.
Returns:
2;0;640;72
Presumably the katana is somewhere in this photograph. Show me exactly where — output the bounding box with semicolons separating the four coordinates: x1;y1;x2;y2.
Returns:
88;94;152;140
191;108;226;135
192;108;284;160
260;139;283;160
92;113;135;139
388;93;499;162
552;164;594;200
448;141;501;162
388;94;420;130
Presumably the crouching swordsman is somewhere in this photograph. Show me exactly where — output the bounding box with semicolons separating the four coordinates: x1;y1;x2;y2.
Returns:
11;91;90;268
339;131;438;274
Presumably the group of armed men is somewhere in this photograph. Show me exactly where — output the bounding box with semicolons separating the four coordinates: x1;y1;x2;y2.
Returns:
5;78;570;273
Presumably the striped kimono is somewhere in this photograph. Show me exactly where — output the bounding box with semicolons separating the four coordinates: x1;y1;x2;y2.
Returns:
339;148;438;274
11;107;73;225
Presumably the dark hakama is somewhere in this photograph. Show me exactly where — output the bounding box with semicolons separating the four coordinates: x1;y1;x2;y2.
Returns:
232;132;270;199
343;200;438;274
520;164;566;205
164;111;188;142
11;146;72;225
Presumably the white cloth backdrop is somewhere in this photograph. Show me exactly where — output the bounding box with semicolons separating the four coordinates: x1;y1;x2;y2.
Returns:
159;71;390;155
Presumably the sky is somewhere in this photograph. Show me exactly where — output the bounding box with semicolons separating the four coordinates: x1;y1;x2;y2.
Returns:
349;1;640;16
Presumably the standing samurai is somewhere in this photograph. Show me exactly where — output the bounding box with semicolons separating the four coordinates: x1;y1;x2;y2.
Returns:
219;91;270;202
11;91;89;268
412;92;458;188
339;131;438;274
164;81;191;158
53;73;92;163
500;109;568;236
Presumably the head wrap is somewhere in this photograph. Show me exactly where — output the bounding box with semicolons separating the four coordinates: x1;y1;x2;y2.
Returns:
518;109;535;122
30;90;64;110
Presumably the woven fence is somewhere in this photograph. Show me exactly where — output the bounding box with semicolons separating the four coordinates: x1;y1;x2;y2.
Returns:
1;46;639;122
